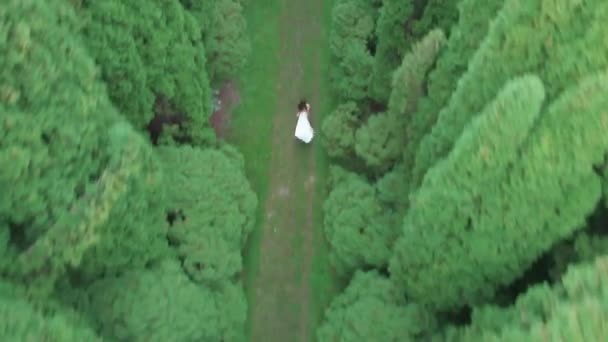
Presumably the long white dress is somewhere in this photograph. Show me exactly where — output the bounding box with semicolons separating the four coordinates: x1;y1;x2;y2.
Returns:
294;111;314;143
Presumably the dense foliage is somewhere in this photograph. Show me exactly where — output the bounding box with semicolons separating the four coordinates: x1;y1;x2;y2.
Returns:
5;0;608;339
159;145;257;286
1;0;254;340
317;270;436;341
437;255;608;340
321;0;608;339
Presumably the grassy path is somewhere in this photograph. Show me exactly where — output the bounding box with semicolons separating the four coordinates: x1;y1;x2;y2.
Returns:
230;0;338;341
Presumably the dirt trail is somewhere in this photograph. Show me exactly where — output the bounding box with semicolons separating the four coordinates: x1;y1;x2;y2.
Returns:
248;0;324;341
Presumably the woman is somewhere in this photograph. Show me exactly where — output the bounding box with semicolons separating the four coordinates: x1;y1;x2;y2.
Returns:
294;100;314;143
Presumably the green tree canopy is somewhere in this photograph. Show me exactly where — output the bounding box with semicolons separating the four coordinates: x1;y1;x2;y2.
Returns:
77;0;214;145
321;101;360;160
317;270;436;341
83;259;246;342
376;0;503;209
158;146;257;286
180;0;250;83
323;166;399;275
391;71;608;310
329;0;376;102
438;255;608;341
368;0;414;103
0;281;101;341
354;29;445;172
411;0;608;191
0;0;166;292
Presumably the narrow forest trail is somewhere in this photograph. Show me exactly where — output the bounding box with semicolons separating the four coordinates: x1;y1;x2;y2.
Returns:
244;0;326;341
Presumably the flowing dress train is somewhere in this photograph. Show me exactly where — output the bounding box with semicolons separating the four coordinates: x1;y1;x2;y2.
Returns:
294;111;314;143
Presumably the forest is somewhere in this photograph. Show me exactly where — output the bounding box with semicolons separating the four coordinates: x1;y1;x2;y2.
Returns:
2;0;608;341
319;0;608;339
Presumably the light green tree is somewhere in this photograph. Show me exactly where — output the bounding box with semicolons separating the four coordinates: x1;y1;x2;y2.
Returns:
0;281;102;341
391;71;608;310
158;146;257;286
379;0;504;207
321;102;360;160
83;259;247;342
411;0;608;191
368;0;414;103
354;29;446;172
0;0;166;293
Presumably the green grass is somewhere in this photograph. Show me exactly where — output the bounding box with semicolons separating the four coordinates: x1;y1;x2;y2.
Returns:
232;1;280;339
234;0;341;340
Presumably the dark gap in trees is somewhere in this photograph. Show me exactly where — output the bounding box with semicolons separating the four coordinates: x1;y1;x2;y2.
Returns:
584;196;608;236
74;182;85;199
41;132;51;144
366;34;378;56
65;265;91;288
7;219;30;251
146;94;191;145
376;265;390;278
546;199;608;281
366;99;387;114
166;209;186;227
439;305;472;327
491;199;608;308
491;251;553;308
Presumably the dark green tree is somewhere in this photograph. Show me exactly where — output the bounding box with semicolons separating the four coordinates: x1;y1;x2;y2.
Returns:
411;0;459;39
77;0;215;145
323;167;399;276
180;0;250;83
391;71;608;310
317;270;436;341
368;0;414;103
355;29;445;172
383;0;504;206
329;0;377;102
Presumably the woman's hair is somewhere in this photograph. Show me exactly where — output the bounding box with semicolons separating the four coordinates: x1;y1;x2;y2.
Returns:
297;100;308;111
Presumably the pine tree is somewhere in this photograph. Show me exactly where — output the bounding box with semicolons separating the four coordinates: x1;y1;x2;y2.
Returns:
158;146;257;286
354;29;445;172
438;255;608;341
321;102;360;160
391;71;608;310
83;259;247;341
317;270;436;341
77;0;215;145
376;0;503;210
180;0;250;84
368;0;414;103
329;0;377;102
411;0;608;191
323;167;399;275
0;0;165;292
0;281;101;341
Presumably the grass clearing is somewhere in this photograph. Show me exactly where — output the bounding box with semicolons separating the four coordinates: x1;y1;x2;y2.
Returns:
232;0;341;340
